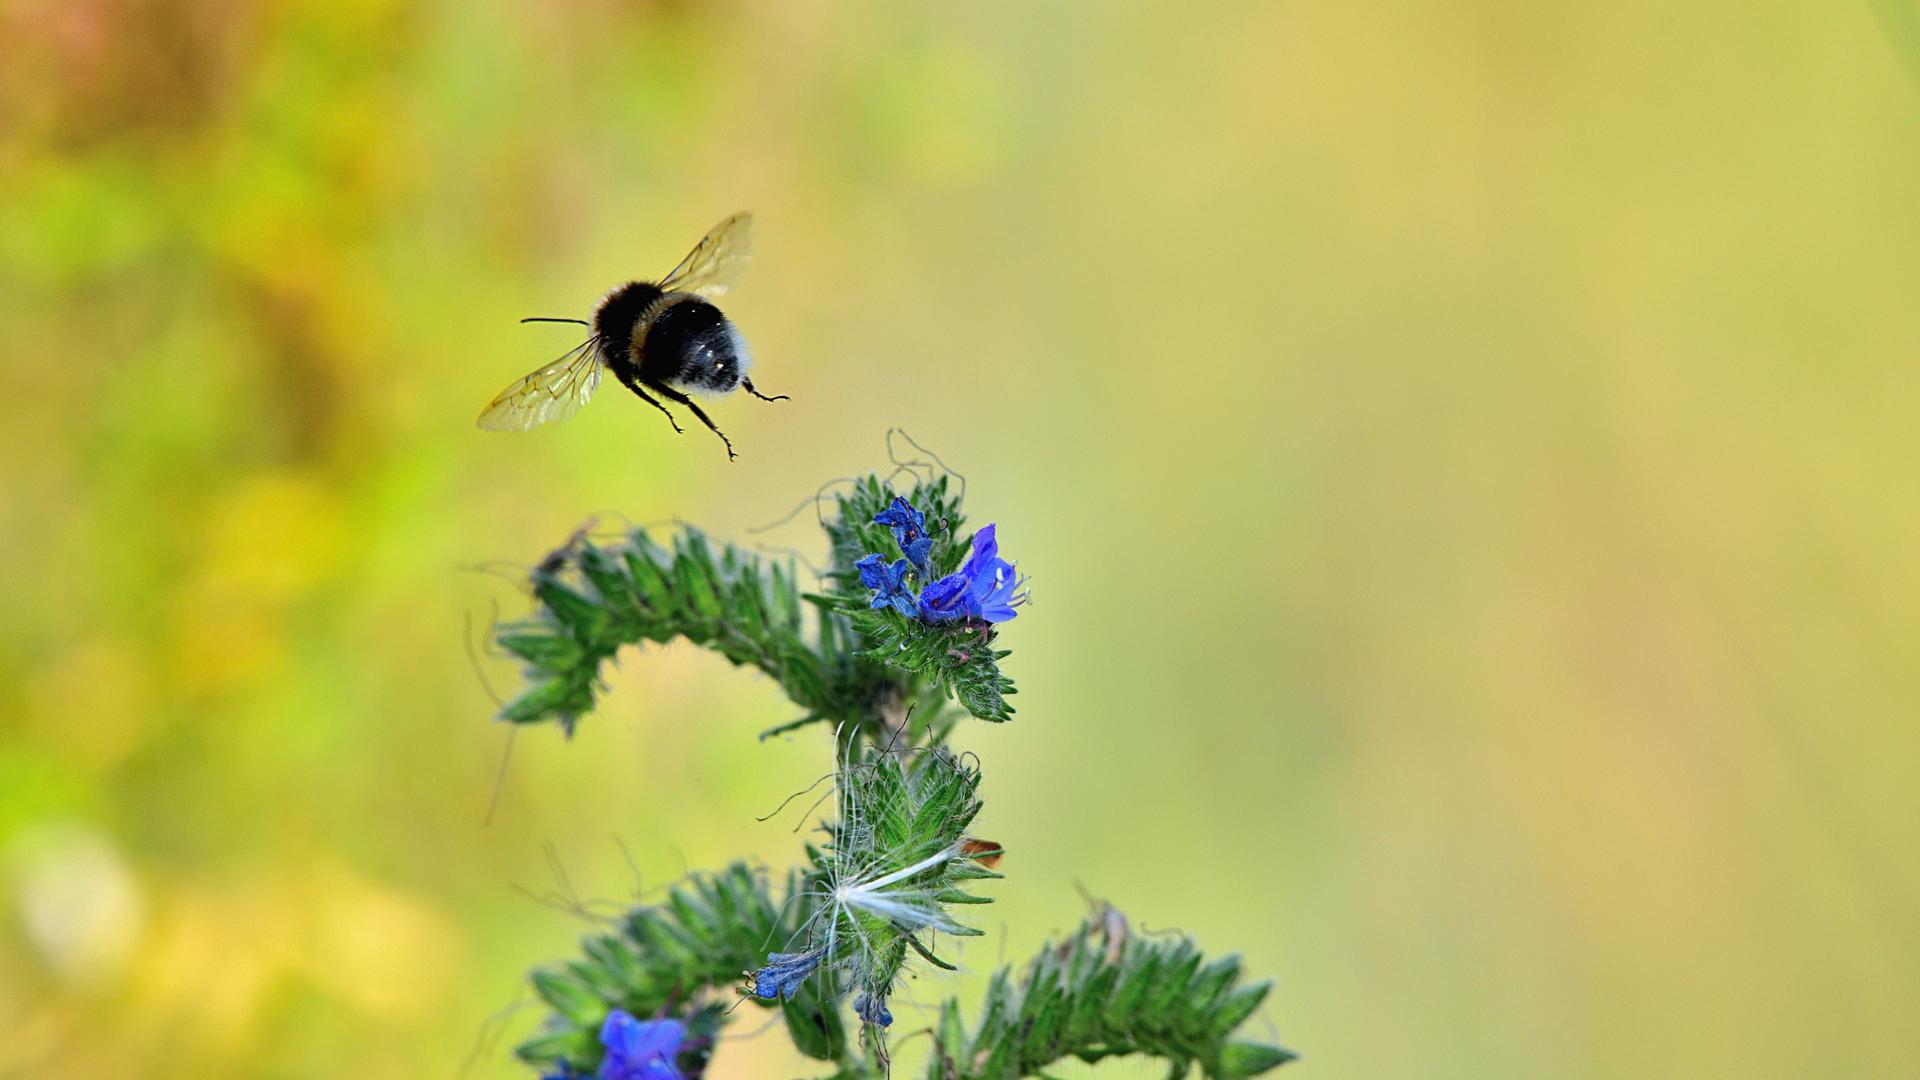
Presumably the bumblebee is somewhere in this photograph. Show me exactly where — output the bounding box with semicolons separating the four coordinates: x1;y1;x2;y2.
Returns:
477;212;785;459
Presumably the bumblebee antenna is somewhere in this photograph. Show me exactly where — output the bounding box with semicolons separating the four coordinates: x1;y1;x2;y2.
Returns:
520;317;590;326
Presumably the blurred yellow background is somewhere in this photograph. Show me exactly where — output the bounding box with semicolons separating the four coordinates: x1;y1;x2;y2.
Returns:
4;0;1920;1076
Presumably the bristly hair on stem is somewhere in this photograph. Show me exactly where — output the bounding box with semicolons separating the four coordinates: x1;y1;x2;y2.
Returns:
745;735;1001;1040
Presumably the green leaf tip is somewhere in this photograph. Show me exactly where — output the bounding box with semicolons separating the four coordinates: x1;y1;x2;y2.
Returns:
927;905;1295;1079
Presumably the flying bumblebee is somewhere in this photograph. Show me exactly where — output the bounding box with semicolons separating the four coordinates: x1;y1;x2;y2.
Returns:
476;212;786;459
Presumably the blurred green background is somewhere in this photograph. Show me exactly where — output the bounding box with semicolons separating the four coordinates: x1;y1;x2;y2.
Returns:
4;1;1919;1076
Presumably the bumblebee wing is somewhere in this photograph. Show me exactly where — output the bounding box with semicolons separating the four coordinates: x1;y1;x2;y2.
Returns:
475;339;605;431
658;211;753;299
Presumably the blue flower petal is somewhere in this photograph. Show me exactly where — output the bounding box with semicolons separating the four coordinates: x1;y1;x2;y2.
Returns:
969;524;998;569
901;536;933;570
874;497;933;568
597;1012;686;1080
873;497;926;539
858;554;920;617
752;949;825;1000
854;992;894;1027
917;571;970;623
976;577;1018;623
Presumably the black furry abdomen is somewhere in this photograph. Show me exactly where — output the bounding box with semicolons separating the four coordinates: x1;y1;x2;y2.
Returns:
639;298;729;385
591;281;663;373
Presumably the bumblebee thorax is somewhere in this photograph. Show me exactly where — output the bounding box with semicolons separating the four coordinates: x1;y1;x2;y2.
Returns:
590;281;664;367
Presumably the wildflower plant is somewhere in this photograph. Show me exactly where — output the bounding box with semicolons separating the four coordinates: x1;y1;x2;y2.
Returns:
494;462;1295;1077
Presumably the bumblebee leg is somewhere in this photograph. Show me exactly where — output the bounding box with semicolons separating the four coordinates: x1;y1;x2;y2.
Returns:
741;377;790;403
651;383;736;460
617;371;683;434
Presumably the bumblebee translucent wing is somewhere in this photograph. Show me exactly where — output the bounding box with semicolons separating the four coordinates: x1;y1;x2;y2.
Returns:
658;211;754;299
475;340;604;431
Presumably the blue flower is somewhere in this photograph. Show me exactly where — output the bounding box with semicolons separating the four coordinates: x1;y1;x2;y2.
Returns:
854;992;894;1028
856;553;917;618
872;496;925;542
918;524;1027;624
751;948;825;1000
900;535;932;569
596;1011;685;1080
916;570;970;624
873;497;933;569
